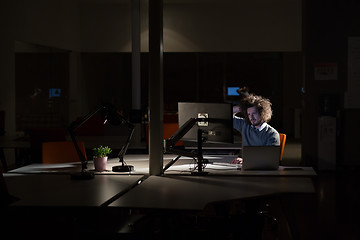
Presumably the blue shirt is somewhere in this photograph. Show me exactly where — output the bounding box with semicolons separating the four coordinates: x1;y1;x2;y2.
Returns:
233;116;280;148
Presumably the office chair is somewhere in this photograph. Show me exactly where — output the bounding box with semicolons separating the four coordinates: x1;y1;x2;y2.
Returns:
42;141;87;164
279;133;287;162
28;127;67;164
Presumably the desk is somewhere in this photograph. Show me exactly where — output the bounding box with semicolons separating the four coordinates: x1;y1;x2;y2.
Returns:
107;174;316;239
4;173;144;207
109;175;315;211
4;154;317;239
3;173;145;239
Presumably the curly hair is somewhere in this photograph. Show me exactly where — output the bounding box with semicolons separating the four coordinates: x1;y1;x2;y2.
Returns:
244;94;273;123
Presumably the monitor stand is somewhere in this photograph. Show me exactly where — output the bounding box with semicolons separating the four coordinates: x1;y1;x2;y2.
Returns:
191;128;208;175
163;128;208;175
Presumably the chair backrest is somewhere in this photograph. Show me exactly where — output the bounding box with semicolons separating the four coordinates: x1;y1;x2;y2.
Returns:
29;127;67;163
146;123;184;146
279;133;287;161
42;141;87;164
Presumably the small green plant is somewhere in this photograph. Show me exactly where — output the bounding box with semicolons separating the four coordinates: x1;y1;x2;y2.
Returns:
92;145;112;158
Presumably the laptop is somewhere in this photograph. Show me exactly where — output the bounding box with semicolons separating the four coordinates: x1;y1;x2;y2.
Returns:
241;146;281;170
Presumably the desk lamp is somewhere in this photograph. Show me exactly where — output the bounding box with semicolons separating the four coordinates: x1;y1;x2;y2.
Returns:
102;105;135;172
68;103;135;180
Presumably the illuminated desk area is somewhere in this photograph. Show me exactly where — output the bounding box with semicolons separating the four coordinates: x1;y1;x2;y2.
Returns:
8;154;317;176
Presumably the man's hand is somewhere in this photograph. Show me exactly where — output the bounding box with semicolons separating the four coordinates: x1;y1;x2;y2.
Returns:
233;105;242;115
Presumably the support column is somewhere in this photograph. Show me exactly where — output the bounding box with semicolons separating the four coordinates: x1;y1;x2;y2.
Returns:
131;0;141;115
69;52;88;121
0;39;15;136
148;0;163;175
130;0;143;149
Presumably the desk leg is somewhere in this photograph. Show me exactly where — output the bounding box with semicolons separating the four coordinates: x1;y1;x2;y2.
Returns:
0;148;7;172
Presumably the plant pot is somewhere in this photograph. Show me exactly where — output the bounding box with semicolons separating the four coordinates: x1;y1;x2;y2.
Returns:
93;156;108;172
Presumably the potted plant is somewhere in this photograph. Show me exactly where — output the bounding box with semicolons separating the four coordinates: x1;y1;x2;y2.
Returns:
92;145;112;172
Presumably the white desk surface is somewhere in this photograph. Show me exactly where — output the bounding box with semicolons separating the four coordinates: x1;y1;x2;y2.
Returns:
109;175;315;211
8;154;177;175
4;173;144;207
164;155;316;176
9;154;317;177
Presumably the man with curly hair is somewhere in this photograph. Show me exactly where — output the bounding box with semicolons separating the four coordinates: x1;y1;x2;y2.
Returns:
232;92;280;163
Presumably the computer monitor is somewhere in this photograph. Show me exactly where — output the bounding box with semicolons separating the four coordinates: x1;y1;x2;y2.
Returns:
178;102;234;144
227;87;240;96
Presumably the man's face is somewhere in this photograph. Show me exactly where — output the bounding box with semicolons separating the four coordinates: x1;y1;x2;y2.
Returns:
247;106;262;128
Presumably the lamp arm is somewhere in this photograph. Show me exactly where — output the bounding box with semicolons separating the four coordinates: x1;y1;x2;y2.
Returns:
166;117;197;147
118;124;135;163
164;117;211;158
164;117;227;151
68;105;105;131
67;105;104;173
68;129;88;172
